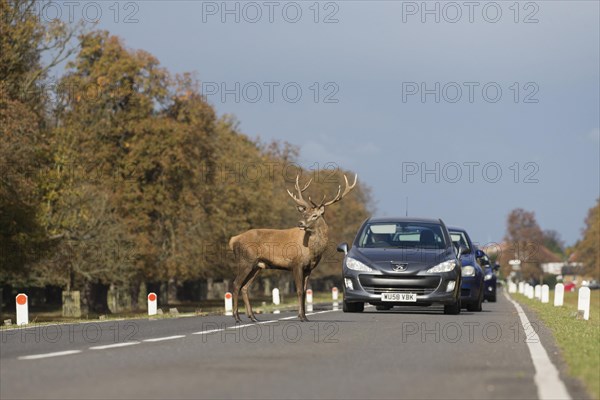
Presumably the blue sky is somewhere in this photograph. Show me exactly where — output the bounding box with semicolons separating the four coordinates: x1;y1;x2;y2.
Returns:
50;0;599;246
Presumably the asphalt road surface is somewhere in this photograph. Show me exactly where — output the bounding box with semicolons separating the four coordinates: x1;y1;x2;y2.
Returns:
0;290;588;399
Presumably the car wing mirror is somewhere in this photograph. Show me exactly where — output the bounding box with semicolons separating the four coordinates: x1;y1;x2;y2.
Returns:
337;242;349;255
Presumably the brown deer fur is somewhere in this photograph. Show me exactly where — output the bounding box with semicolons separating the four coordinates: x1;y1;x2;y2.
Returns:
229;174;357;322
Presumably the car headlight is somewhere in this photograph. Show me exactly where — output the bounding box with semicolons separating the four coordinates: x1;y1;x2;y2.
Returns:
484;273;494;281
345;257;373;272
462;266;476;276
427;260;456;273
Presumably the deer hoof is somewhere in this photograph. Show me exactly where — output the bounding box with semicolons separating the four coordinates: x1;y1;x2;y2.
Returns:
249;315;259;323
299;315;310;322
233;315;242;323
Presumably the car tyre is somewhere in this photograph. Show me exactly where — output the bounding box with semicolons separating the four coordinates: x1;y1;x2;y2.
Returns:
488;290;497;302
444;298;461;315
343;300;364;313
467;291;483;312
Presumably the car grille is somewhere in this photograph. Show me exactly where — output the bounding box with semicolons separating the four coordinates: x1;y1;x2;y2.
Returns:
359;275;440;295
362;286;435;295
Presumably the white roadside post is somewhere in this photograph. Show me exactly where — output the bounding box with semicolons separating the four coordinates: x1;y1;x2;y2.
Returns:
272;288;280;314
554;283;564;307
306;289;313;312
332;287;339;310
509;282;517;293
509;259;521;290
541;284;549;303
16;293;28;326
527;284;534;299
147;292;157;316
534;284;541;300
224;292;233;316
578;287;591;320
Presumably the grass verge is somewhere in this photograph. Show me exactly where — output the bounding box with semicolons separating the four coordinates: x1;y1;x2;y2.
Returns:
513;290;599;399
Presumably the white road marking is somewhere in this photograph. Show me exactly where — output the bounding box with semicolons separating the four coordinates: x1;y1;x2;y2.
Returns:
229;324;255;329
89;341;140;350
191;329;223;335
192;308;342;335
277;316;298;320
307;309;339;315
17;308;344;359
142;335;186;342
504;291;571;400
18;350;82;360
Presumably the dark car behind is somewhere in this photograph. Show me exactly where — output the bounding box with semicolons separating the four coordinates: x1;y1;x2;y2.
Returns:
448;226;485;312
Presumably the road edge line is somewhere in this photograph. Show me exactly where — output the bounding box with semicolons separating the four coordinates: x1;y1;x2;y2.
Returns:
504;291;571;400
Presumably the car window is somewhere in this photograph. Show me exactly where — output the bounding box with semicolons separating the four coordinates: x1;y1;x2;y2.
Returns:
450;231;471;253
358;222;447;249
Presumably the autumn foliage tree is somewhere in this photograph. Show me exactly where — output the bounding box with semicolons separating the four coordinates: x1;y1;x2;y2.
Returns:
503;208;546;281
575;199;599;279
1;9;373;312
1;0;82;286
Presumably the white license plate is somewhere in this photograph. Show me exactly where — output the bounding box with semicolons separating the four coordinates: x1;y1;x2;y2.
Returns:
381;292;417;302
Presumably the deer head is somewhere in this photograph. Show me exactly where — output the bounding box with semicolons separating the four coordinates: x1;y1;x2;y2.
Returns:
287;174;358;231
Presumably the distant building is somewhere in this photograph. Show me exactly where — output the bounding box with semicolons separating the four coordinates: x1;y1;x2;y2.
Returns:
483;241;563;281
541;262;583;275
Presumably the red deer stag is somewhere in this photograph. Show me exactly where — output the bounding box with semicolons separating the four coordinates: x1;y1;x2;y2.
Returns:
229;174;357;322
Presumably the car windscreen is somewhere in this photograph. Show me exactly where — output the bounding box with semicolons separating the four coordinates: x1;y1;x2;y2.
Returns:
449;231;471;253
357;222;447;249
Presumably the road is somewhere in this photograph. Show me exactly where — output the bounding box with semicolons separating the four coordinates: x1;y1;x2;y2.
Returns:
0;290;588;399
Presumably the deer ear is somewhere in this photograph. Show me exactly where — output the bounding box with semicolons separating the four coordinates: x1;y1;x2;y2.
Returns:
297;206;306;213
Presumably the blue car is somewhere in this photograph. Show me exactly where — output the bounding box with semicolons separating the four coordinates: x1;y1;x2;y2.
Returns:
448;226;484;312
475;252;498;302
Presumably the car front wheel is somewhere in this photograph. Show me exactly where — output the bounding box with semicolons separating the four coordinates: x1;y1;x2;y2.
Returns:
467;289;483;312
343;300;364;313
444;299;461;315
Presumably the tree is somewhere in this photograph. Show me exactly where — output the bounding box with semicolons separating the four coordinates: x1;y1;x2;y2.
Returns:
2;13;375;309
504;208;544;245
576;199;599;279
1;0;81;115
504;208;545;281
542;229;565;258
0;0;82;286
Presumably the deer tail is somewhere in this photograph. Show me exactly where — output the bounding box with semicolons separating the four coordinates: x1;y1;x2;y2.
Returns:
229;235;238;251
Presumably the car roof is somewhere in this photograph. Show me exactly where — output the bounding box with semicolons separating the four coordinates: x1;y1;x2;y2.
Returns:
367;216;443;225
447;226;467;232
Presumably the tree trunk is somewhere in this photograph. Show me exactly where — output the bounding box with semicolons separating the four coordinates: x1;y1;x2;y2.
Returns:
129;280;140;311
167;277;178;303
82;281;110;314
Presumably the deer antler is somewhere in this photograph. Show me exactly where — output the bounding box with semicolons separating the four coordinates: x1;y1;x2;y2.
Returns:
321;174;358;207
287;175;313;209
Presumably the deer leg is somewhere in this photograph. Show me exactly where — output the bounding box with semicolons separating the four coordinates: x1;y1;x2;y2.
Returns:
302;272;312;315
303;272;311;292
241;267;261;322
232;266;253;323
294;268;308;322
